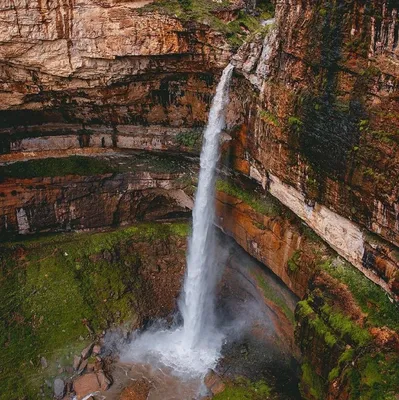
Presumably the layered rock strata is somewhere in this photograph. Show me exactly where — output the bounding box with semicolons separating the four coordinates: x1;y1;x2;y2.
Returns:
0;0;231;148
0;153;195;237
228;0;399;299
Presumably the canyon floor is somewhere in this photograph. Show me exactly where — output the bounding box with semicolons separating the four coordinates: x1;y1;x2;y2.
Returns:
0;222;301;400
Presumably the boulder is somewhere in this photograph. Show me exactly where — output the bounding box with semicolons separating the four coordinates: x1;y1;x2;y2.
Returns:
81;343;95;360
78;359;88;374
204;369;226;396
96;370;112;391
73;355;82;371
73;373;101;400
92;344;102;356
87;363;95;372
53;378;65;399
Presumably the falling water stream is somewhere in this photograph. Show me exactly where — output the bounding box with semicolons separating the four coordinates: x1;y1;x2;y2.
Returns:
122;64;234;384
180;63;234;348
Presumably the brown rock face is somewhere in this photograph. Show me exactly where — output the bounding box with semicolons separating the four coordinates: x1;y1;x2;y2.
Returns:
73;373;101;400
0;1;231;150
216;189;311;298
0;153;195;237
204;370;226;396
228;0;399;298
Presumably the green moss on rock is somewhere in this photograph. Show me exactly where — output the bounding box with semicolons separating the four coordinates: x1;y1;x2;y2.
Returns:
142;0;274;49
216;179;281;216
213;377;273;400
287;250;301;273
0;222;189;399
320;259;399;331
0;156;116;179
0;152;194;180
300;362;325;400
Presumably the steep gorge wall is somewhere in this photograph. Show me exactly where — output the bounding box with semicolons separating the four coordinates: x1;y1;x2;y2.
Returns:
229;0;399;299
224;2;399;398
0;153;195;238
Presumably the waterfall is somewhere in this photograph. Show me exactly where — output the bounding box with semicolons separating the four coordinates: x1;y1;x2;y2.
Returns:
180;63;234;348
123;64;234;378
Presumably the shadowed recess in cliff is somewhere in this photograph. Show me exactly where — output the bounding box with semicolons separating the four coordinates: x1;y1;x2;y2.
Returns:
292;0;368;178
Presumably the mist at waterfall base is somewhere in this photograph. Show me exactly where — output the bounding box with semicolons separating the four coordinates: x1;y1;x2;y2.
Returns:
121;64;235;381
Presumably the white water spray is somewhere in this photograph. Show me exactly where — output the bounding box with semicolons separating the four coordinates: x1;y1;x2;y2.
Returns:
180;63;234;348
123;64;234;378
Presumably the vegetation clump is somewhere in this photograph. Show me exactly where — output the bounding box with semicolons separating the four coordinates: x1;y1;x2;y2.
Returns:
320;259;399;331
216;179;281;216
287;250;301;273
214;377;273;400
297;254;399;400
0;156;116;179
141;0;274;48
258;109;280;127
0;152;193;180
0;222;189;399
175;130;203;150
300;362;325;400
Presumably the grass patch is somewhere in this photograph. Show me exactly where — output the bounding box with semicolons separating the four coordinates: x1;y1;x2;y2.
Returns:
141;0;274;48
214;377;272;400
216;179;280;217
0;153;194;180
320;259;399;331
0;222;189;399
0;156;116;179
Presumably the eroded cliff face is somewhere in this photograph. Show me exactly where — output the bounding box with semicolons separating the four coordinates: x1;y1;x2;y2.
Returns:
0;0;231;153
224;1;399;398
229;0;399;299
0;152;195;238
215;174;399;399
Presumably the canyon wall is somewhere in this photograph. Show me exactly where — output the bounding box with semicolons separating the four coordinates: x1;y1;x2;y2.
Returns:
1;1;397;297
0;153;195;238
228;0;399;299
0;1;398;399
0;0;231;154
223;1;399;398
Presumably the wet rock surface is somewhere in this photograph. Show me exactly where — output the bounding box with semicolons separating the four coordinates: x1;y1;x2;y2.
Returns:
204;370;226;396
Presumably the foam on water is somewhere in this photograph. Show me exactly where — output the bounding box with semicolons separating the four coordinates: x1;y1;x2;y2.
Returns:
124;326;224;377
122;64;234;379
